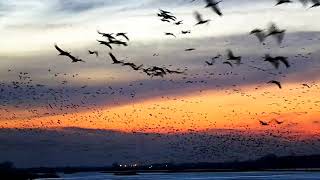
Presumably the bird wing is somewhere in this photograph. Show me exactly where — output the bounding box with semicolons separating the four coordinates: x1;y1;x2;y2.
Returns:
299;0;309;6
211;5;222;16
54;44;66;54
223;61;233;67
278;57;290;68
117;33;130;41
122;34;130;41
194;11;203;22
254;32;266;43
97;30;103;35
302;84;310;88
268;22;278;33
109;53;118;63
268;81;282;89
275;32;285;44
227;49;234;58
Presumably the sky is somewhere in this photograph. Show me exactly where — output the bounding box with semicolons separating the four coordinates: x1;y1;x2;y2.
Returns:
0;0;320;168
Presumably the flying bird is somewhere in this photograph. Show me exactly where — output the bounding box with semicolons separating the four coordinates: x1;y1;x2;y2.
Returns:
165;32;176;38
275;0;293;6
268;80;282;89
267;23;286;44
97;30;115;41
97;40;112;49
54;44;70;56
109;53;124;64
182;30;191;34
194;11;211;26
227;49;241;65
302;83;311;88
310;0;320;8
109;39;128;46
175;20;183;25
122;62;143;71
259;120;269;126
250;28;267;43
205;0;223;16
205;60;214;66
88;50;99;57
54;44;85;63
165;68;185;74
185;48;196;51
275;56;290;68
223;61;233;67
264;54;280;69
272;119;284;125
264;54;290;69
116;33;130;41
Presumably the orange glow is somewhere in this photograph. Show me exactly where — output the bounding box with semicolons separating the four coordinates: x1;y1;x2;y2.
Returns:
0;82;320;136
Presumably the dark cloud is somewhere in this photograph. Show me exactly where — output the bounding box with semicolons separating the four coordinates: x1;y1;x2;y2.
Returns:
0;127;319;168
53;0;101;13
0;31;319;118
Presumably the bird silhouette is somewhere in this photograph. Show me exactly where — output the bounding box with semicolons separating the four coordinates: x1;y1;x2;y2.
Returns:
165;32;176;38
109;53;124;64
109;39;128;47
299;0;309;6
54;44;70;56
268;80;282;89
194;11;211;26
97;30;115;41
302;83;311;88
205;0;223;16
116;33;129;41
54;44;85;63
275;0;293;6
264;54;290;69
259;120;269;126
250;29;266;43
223;61;233;67
161;18;171;23
182;30;191;34
158;9;177;22
271;119;284;125
310;0;320;8
97;40;112;49
205;60;214;66
165;68;185;74
122;62;143;71
264;54;280;69
88;50;99;57
275;56;290;68
159;9;171;15
175;20;183;25
267;23;286;44
227;49;241;65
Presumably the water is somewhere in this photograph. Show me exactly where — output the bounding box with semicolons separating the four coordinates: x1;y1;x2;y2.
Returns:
39;171;320;180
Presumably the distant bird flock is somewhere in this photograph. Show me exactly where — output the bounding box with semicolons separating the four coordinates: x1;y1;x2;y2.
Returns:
2;0;317;133
50;0;320;127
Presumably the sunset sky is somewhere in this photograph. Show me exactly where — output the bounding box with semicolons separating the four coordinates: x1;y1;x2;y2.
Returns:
0;0;320;168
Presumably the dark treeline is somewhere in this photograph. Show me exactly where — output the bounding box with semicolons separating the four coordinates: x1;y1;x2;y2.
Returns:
2;154;320;179
0;161;59;180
